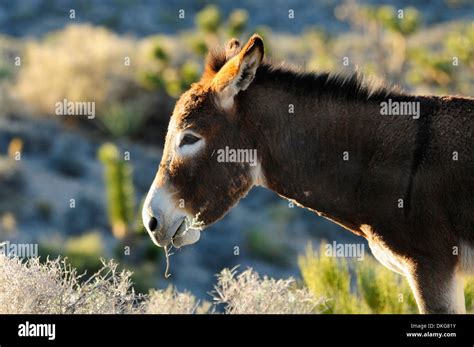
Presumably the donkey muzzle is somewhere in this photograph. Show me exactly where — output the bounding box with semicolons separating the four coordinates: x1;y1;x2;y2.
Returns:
142;185;200;248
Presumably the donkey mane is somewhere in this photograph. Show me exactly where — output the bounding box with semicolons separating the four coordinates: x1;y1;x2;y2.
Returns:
205;47;228;74
206;47;403;101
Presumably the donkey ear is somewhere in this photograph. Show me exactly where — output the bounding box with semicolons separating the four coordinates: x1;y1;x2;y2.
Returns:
212;34;264;110
225;38;241;60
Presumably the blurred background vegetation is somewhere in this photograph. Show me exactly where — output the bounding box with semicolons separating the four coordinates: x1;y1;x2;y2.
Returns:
0;0;473;312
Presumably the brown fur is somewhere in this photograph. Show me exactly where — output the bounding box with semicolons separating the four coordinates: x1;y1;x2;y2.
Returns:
145;35;474;313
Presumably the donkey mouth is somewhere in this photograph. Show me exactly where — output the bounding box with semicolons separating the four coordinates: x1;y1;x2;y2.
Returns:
171;217;201;248
172;219;187;240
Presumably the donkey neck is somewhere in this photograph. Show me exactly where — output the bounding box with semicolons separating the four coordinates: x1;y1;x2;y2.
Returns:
239;66;419;233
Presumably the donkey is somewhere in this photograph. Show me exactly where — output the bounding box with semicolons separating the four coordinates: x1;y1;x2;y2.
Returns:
142;34;474;314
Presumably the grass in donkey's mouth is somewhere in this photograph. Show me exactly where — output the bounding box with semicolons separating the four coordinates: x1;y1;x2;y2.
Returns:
163;213;205;279
164;245;174;279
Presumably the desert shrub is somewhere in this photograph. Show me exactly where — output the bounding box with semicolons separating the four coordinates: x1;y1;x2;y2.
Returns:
146;286;210;314
465;277;474;313
195;5;222;34
186;33;208;57
136;37;170;90
303;29;336;71
137;37;200;98
445;24;474;69
407;23;474;94
299;243;474;314
9;25;163;139
356;257;417;313
0;256;140;314
2;254;471;314
13;24;138;114
371;5;421;36
227;9;249;38
407;48;455;89
0;256;324;314
299;243;365;313
211;267;322;314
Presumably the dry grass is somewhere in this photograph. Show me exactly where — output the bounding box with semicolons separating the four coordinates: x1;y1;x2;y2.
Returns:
146;287;211;314
211;267;323;314
0;255;323;314
0;256;139;314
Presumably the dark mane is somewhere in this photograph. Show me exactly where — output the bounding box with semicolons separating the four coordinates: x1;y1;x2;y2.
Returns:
206;46;402;101
255;62;403;101
205;47;227;74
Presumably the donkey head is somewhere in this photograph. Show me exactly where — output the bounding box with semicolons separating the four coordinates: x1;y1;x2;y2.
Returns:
142;35;265;248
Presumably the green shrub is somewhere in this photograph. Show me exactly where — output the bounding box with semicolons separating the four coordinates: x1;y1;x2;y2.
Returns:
375;6;420;36
407;48;454;88
299;242;474;313
445;24;474;68
180;61;200;87
195;5;221;34
227;9;248;38
356;257;417;313
187;33;208;57
137;36;200;98
465;277;474;313
299;243;365;313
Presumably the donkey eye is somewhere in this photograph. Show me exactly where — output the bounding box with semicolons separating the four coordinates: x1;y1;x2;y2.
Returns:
179;134;201;147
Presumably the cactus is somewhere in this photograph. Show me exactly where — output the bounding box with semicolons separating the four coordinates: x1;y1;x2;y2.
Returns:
98;143;135;239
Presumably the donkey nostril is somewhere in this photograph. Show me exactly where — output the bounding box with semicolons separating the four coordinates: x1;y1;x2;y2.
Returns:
148;216;158;231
